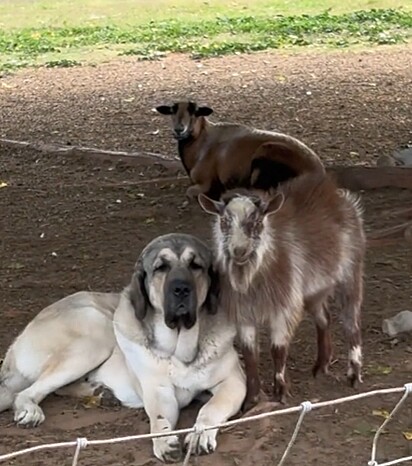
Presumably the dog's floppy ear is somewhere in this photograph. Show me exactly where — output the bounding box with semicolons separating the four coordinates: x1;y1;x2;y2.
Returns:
204;263;220;315
129;260;150;320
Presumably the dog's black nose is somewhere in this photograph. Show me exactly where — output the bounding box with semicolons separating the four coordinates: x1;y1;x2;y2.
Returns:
172;280;191;298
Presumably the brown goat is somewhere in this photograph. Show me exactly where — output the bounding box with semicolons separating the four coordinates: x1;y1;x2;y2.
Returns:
198;172;366;409
155;101;325;200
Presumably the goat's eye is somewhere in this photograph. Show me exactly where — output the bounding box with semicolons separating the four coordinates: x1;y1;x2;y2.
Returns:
154;263;169;273
190;261;203;271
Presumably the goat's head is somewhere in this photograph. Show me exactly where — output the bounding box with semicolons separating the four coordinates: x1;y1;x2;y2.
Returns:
155;101;213;140
198;189;284;268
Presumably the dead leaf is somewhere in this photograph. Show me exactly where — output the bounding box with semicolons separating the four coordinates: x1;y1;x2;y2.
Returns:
144;217;155;224
367;365;393;375
81;395;101;409
372;409;390;419
0;181;7;188
123;97;135;102
403;432;412;441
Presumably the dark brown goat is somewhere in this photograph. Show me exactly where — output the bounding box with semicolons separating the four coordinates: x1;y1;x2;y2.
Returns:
198;172;366;409
155;101;325;200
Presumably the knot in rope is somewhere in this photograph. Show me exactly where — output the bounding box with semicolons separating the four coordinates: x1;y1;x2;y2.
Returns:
404;383;412;395
300;401;313;414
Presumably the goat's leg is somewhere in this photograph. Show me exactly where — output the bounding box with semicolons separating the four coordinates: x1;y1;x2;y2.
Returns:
336;261;364;387
238;325;261;412
270;309;303;404
312;306;333;377
305;291;334;377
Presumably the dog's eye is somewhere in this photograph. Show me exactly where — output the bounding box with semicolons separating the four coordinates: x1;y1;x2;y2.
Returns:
154;263;169;273
190;261;203;271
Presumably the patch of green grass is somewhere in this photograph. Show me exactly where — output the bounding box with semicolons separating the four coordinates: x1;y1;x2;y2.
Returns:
1;8;411;71
1;0;411;30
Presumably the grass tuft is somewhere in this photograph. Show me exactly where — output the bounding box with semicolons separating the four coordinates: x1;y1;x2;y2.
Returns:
0;8;411;71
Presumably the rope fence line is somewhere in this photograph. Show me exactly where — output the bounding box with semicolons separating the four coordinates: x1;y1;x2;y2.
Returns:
0;383;410;466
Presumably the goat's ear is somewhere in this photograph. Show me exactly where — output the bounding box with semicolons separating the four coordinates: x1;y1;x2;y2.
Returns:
155;105;173;115
261;192;285;217
198;193;224;216
129;261;150;321
195;106;213;117
204;264;220;315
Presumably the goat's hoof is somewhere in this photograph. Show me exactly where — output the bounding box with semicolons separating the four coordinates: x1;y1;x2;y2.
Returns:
241;401;281;418
312;364;341;384
273;385;290;405
347;369;363;389
312;361;331;378
241;393;261;413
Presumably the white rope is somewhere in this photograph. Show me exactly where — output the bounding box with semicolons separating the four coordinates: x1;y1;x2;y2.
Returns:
71;438;88;466
181;424;205;466
0;384;409;465
277;401;313;466
378;457;412;466
368;383;412;466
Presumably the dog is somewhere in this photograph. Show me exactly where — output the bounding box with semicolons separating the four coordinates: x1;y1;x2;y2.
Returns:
0;233;246;463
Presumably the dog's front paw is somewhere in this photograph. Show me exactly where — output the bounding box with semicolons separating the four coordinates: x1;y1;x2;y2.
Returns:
14;397;45;427
184;426;218;456
153;435;182;463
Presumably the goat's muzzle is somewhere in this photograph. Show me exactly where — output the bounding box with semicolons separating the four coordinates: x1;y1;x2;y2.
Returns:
173;126;190;140
229;245;253;266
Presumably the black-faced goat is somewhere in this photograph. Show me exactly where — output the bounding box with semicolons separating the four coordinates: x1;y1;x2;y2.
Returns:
198;172;366;409
155;101;325;200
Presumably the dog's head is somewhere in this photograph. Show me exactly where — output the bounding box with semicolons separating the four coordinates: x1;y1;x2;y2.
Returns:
129;233;220;330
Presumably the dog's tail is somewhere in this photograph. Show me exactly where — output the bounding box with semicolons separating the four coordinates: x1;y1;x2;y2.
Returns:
0;355;28;413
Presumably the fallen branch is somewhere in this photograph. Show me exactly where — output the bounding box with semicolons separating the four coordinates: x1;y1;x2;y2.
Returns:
380;206;412;219
3;176;186;190
0;138;182;170
367;220;412;246
328;166;412;191
1;138;412;190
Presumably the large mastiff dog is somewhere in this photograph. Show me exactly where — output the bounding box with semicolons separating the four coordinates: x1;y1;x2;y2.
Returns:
0;233;246;462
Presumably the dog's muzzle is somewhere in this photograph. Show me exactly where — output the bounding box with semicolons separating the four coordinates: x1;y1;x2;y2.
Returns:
164;275;197;330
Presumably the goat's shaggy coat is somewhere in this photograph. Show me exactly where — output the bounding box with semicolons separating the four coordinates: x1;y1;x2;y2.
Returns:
198;173;366;407
156;101;325;200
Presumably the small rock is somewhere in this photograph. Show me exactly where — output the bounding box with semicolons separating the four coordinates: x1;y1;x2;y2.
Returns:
382;310;412;337
393;145;412;166
376;154;396;167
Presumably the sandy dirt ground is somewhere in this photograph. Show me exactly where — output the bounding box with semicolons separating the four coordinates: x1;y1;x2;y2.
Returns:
0;45;411;465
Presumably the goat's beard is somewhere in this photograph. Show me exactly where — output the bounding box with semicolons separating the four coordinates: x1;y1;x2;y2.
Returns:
225;253;259;294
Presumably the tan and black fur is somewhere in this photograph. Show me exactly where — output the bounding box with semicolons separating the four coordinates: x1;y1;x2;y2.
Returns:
155;101;325;200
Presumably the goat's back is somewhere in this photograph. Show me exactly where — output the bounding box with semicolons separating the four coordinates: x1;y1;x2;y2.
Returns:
189;123;324;196
272;173;365;285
